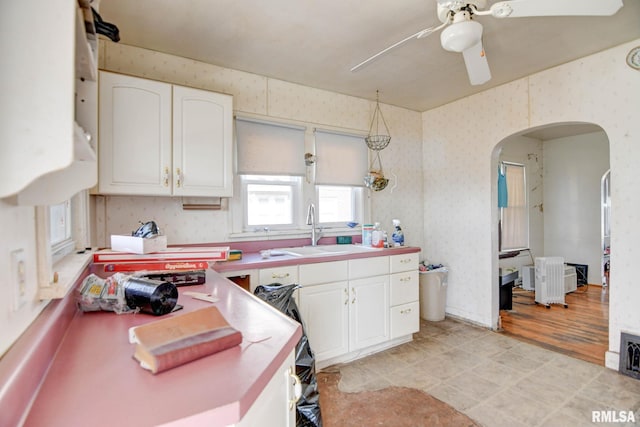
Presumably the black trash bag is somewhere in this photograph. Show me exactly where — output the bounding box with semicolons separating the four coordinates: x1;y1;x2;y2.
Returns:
254;284;322;427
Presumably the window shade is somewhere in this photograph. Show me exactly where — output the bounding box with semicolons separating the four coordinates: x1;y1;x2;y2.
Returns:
236;117;306;175
501;162;528;251
314;129;368;186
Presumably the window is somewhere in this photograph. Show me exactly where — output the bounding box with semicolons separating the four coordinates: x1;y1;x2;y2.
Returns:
49;199;75;263
241;175;301;230
317;185;362;224
234;118;369;235
500;162;529;251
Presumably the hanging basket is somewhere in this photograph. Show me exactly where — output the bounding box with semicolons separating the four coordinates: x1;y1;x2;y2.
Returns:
365;134;391;151
364;150;389;191
365;90;391;151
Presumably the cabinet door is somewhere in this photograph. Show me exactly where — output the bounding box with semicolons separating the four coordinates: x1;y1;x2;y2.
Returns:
98;72;172;195
258;265;298;287
299;282;349;361
349;275;389;351
172;85;233;197
390;270;419;306
390;252;420;274
390;301;419;339
236;351;297;427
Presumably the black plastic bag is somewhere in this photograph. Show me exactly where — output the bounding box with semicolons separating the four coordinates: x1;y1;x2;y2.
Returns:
254;284;322;427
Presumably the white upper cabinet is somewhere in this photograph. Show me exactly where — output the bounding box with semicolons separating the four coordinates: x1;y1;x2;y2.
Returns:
173;85;233;197
98;71;233;197
99;72;172;195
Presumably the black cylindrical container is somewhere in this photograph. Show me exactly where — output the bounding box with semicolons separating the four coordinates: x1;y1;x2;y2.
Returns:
123;277;178;315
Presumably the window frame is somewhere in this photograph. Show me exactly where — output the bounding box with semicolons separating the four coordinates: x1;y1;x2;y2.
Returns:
240;174;303;232
500;161;529;252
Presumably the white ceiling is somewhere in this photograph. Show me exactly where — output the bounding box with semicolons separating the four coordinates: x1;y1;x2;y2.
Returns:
98;0;640;112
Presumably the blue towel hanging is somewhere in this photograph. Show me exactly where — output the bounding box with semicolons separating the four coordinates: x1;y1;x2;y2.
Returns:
498;163;508;208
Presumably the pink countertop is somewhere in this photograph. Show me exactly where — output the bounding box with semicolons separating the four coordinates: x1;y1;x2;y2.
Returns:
22;270;302;427
213;245;421;273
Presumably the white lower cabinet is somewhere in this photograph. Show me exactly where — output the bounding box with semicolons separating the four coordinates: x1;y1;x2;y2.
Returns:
348;275;390;350
389;255;420;338
234;351;298;427
299;281;349;361
298;258;391;364
258;265;299;287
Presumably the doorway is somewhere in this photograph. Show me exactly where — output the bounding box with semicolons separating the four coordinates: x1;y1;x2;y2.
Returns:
493;122;610;365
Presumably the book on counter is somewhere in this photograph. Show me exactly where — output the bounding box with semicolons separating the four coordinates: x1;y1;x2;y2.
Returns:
93;246;230;263
129;306;243;374
101;261;210;273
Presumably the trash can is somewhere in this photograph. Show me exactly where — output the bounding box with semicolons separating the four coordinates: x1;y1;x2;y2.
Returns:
419;267;448;321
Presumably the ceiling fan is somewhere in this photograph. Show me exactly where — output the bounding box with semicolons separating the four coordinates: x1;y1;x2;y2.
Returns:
351;0;623;85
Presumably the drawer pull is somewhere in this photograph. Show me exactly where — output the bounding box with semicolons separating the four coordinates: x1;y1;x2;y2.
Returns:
400;276;412;282
162;166;170;187
288;367;302;410
271;272;290;279
400;258;411;264
400;308;412;315
175;168;182;188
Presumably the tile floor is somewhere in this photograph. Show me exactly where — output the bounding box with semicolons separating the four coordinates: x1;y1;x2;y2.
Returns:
329;318;640;427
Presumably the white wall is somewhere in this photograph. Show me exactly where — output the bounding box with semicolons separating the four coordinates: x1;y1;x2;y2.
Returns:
0;202;47;356
543;131;609;284
422;39;640;370
96;42;425;249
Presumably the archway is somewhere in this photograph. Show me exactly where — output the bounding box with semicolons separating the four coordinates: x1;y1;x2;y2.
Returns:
491;121;610;365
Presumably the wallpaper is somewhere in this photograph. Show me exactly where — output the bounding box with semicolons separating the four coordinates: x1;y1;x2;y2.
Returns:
422;39;640;370
97;41;424;250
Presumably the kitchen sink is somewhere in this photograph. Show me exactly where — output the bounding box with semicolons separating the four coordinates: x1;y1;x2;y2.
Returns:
274;244;382;258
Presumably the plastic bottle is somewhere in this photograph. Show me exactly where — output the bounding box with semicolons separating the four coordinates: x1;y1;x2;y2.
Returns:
372;222;384;248
391;219;404;247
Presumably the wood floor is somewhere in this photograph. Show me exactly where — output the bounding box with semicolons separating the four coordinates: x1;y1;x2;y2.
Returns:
499;284;609;365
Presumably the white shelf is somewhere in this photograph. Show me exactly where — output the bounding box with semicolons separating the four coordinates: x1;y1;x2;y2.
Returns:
75;2;97;81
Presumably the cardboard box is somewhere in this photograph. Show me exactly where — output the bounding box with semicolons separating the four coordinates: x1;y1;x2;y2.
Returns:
111;235;168;254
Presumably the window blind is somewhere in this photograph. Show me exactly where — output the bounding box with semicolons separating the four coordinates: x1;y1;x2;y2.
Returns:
501;162;528;251
314;129;368;186
236;117;306;175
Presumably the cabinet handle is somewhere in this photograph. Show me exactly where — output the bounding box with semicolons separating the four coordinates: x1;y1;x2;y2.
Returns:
175;168;182;188
400;258;411;264
271;272;290;279
351;287;356;304
400;308;412;315
289;367;302;410
344;287;349;305
162;167;170;187
400;276;412;282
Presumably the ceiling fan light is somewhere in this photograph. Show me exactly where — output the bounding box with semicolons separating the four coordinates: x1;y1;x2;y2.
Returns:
440;20;483;53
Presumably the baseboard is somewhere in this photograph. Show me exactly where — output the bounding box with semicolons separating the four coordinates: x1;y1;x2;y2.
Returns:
605;350;619;371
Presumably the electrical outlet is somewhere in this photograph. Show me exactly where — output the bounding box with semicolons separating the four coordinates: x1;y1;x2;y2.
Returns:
11;249;27;311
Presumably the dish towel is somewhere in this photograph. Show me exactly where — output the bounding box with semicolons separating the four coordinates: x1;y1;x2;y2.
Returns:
498;164;508;208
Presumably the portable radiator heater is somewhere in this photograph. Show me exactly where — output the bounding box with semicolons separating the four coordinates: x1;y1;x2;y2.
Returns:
534;257;568;308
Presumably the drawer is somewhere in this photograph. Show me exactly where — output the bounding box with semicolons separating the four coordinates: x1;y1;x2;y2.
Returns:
390;252;419;274
299;261;348;286
390;270;419;306
259;265;298;286
349;256;389;279
390;301;419;339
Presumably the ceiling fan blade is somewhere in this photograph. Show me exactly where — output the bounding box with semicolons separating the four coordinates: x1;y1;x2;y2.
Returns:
350;23;447;72
462;41;491;85
489;0;623;18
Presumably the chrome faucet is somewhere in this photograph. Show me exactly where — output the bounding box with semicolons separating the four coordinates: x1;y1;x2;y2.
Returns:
306;203;322;246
